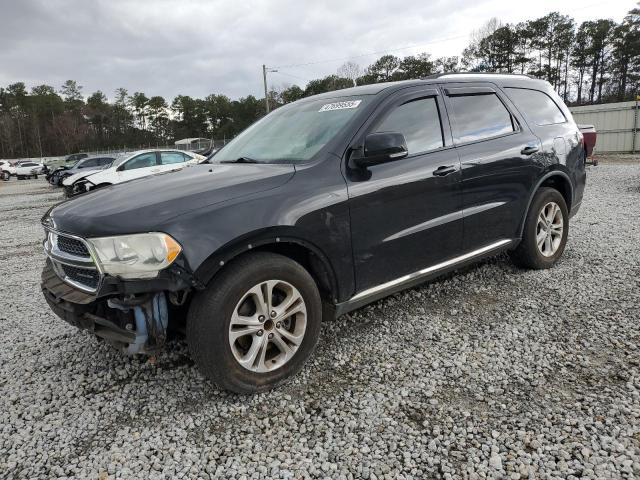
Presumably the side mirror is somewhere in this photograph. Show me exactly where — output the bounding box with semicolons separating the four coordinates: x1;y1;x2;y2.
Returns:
354;132;408;168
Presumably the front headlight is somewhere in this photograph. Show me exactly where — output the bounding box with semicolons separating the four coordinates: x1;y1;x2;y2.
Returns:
88;233;182;279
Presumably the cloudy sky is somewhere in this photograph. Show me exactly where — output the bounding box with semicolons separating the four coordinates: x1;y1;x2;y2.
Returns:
0;0;635;101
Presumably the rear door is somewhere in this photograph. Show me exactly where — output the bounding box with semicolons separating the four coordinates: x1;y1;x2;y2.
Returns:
158;151;191;173
345;87;463;292
441;83;542;250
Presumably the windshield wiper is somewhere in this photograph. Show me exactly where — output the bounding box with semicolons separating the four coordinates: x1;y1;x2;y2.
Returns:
220;157;262;164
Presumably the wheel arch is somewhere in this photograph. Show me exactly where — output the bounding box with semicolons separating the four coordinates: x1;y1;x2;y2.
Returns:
193;230;341;305
517;170;573;238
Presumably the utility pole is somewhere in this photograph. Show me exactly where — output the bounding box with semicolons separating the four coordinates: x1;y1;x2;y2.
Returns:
262;65;278;114
263;65;269;114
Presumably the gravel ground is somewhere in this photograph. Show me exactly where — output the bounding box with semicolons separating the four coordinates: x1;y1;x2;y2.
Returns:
1;159;639;479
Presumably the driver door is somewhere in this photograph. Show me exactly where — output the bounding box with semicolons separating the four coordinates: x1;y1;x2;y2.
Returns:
117;152;160;182
345;87;463;293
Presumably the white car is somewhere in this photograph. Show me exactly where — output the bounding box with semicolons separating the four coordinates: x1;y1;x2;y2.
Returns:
0;160;12;180
63;149;205;196
15;161;45;179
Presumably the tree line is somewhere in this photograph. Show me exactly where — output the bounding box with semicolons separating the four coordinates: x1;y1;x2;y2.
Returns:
1;5;638;159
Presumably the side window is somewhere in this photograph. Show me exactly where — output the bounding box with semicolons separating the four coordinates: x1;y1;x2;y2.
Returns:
374;97;443;155
505;88;566;126
122;152;157;171
448;93;515;143
160;152;187;165
99;158;114;166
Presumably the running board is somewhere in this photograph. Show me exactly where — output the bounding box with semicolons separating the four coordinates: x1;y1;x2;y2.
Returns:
335;238;514;316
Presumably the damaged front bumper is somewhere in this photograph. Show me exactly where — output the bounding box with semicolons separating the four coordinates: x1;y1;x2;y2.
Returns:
41;259;194;355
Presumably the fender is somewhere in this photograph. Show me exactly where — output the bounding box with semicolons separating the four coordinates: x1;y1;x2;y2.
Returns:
193;227;342;302
517;169;573;238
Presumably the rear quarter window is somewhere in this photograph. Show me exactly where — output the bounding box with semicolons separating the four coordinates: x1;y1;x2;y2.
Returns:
447;93;516;143
505;87;566;126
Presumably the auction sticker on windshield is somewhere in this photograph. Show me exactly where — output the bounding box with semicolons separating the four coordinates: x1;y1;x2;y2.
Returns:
318;100;362;112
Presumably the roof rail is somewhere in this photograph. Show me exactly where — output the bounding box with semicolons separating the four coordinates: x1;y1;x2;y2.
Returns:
424;72;536;80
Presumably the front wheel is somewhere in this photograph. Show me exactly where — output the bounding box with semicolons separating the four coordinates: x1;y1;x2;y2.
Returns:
187;252;322;394
510;187;569;269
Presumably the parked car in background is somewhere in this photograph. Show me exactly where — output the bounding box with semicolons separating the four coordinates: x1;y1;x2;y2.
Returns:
0;160;12;180
48;156;115;186
578;124;597;165
16;161;45;180
2;161;20;178
45;152;90;171
62;149;205;196
42;74;586;393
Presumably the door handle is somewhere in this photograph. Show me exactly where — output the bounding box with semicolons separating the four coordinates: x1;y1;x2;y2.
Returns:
521;145;539;155
433;165;458;177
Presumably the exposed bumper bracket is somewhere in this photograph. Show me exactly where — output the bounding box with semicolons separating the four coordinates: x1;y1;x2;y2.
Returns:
107;293;168;355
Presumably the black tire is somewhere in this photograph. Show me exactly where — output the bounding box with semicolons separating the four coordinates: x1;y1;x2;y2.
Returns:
17;175;24;180
34;175;38;179
1;171;8;181
187;252;322;394
510;187;569;269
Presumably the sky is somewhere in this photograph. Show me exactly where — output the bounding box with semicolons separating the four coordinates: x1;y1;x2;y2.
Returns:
0;0;635;102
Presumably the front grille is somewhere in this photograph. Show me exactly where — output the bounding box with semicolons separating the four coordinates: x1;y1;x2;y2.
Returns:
61;264;100;290
57;235;90;257
45;229;101;292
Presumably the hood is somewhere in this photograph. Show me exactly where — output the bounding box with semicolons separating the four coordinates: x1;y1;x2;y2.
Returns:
62;169;97;186
45;163;295;237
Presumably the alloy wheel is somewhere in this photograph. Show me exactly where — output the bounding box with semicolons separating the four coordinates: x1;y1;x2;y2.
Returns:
228;280;307;373
536;201;564;257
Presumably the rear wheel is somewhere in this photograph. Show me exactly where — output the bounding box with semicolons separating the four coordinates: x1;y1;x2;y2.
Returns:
510;187;569;269
187;252;322;394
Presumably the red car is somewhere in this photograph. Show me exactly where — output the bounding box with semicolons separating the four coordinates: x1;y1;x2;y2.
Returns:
579;124;597;165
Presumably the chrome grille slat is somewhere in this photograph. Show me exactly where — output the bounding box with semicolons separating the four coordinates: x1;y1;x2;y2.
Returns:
60;264;100;289
57;235;90;257
43;227;103;293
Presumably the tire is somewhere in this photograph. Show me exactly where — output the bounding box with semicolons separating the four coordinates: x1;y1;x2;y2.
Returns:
187;252;322;394
17;175;23;180
34;175;38;179
510;187;569;269
1;171;8;181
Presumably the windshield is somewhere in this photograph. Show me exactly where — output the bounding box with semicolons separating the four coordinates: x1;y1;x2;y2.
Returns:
213;96;369;164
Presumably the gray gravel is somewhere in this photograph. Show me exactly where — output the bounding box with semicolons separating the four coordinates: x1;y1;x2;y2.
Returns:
1;160;639;479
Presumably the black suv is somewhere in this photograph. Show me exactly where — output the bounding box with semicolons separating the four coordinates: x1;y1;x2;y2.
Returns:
41;74;586;393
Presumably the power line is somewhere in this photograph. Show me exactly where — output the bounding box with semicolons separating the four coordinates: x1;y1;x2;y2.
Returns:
272;33;469;70
271;0;614;71
273;70;310;82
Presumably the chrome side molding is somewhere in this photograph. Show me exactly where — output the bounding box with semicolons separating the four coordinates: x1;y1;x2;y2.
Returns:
350;238;513;303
